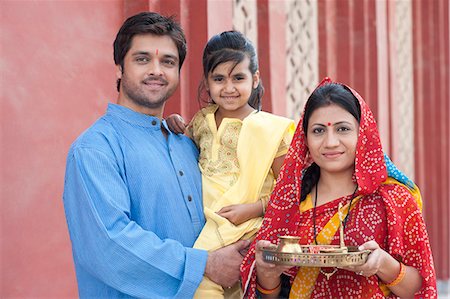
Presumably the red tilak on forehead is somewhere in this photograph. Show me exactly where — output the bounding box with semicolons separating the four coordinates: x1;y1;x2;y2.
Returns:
327;122;332;126
155;49;159;56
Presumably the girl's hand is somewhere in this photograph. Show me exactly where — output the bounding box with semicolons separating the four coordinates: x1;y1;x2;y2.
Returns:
217;204;252;225
255;240;291;288
342;240;386;277
166;114;187;134
217;202;263;225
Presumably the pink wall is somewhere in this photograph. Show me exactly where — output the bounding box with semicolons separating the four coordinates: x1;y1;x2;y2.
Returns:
317;0;450;280
412;0;450;280
1;1;123;297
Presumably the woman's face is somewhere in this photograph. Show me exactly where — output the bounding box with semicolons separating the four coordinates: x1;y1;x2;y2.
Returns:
306;104;359;175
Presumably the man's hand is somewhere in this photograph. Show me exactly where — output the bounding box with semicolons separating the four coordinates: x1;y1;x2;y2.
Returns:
204;240;251;288
165;114;187;134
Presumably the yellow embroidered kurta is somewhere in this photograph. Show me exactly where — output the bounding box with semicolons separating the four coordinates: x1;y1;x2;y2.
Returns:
187;105;295;253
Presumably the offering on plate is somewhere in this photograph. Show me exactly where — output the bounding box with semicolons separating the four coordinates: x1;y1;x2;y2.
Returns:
262;204;371;267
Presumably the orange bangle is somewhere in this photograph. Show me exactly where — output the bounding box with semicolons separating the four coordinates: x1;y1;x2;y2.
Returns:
385;262;406;287
256;280;281;295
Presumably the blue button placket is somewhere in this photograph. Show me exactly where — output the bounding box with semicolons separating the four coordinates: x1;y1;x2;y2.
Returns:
165;127;203;232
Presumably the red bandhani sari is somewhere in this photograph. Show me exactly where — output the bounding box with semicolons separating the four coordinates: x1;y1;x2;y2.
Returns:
240;78;437;298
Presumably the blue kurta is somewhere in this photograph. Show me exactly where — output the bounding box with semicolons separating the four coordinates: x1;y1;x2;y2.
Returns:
63;103;207;298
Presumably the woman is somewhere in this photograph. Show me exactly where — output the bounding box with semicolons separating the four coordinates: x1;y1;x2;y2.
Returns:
241;78;437;298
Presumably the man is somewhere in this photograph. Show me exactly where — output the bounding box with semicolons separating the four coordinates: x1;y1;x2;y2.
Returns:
63;12;248;298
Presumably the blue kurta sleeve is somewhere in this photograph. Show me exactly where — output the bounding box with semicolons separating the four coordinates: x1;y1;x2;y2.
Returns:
63;145;207;298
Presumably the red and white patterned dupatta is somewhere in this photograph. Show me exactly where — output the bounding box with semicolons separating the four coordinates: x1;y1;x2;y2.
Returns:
240;78;437;298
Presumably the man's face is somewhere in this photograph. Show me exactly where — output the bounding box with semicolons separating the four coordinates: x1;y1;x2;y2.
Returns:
117;34;180;115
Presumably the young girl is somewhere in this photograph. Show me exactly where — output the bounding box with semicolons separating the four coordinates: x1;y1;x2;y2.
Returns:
241;78;436;298
167;31;295;298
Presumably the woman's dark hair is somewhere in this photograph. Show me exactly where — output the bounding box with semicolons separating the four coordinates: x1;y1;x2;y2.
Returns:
198;31;264;110
113;12;187;91
300;83;361;202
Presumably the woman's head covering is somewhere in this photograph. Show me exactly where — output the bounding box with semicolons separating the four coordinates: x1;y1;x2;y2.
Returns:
296;77;388;197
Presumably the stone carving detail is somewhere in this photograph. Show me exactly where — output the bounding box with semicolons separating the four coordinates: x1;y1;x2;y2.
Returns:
392;0;415;179
285;0;319;121
232;0;258;48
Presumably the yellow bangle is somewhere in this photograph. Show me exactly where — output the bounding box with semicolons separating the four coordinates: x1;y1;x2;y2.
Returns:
256;280;281;295
260;195;270;214
385;262;406;287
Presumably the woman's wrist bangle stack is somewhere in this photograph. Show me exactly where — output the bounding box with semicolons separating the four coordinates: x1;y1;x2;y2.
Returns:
385;262;406;287
256;280;281;295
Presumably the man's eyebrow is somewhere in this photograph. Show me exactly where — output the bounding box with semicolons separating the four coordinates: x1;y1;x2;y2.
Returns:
162;53;179;61
131;51;178;60
131;51;150;56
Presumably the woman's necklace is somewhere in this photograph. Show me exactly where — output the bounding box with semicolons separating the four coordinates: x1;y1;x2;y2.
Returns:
312;183;358;244
312;183;358;280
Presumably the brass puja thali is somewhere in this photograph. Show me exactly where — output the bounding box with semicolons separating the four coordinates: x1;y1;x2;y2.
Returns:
262;238;371;267
262;203;371;267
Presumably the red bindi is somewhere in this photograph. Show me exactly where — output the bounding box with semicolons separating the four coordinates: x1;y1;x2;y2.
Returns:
327;122;332;126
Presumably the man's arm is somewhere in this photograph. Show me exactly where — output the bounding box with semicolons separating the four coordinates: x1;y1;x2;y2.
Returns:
63;146;207;298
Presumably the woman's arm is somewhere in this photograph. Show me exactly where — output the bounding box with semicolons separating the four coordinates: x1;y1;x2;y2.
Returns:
345;240;422;298
255;240;291;298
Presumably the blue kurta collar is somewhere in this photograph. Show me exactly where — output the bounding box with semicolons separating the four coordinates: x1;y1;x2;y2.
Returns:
107;103;163;130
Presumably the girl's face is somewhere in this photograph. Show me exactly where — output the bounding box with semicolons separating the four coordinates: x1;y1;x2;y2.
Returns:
306;104;359;176
206;56;259;117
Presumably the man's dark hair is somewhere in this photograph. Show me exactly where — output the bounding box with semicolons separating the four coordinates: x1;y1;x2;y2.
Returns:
113;12;187;91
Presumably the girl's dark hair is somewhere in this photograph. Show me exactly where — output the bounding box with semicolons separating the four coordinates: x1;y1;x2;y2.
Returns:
198;31;264;110
300;83;361;202
113;12;186;92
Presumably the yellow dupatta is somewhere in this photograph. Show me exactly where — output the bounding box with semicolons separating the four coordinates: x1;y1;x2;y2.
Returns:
289;178;422;298
193;111;295;251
